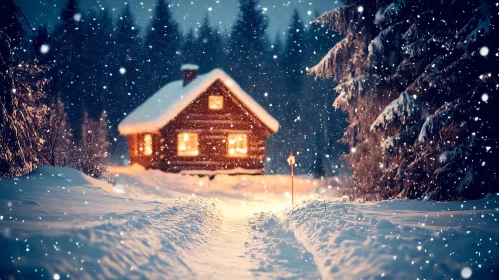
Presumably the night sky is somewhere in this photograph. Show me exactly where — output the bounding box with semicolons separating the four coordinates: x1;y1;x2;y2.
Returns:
18;0;342;38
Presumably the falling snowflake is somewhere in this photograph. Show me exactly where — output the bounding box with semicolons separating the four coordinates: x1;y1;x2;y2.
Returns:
73;13;82;21
479;46;489;57
481;93;489;102
461;267;472;279
40;44;50;54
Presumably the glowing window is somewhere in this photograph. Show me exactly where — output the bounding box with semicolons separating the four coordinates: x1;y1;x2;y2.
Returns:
178;133;198;156
209;95;223;110
227;134;248;157
143;134;153;156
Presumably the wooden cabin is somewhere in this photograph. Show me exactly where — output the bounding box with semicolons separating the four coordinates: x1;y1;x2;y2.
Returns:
118;65;279;174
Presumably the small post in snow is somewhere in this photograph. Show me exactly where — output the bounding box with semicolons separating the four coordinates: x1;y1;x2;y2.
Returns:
287;151;296;205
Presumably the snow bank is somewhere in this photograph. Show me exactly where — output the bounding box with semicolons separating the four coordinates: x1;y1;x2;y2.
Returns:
108;168;330;207
0;166;221;279
281;196;499;279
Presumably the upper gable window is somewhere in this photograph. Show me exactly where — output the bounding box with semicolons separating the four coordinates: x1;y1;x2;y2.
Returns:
208;95;223;110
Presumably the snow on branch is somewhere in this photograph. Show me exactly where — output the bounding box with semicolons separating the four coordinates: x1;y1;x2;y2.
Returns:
417;103;455;143
371;91;418;130
308;36;355;80
380;119;423;150
459;2;492;46
402;38;428;58
368;22;405;63
457;167;475;194
333;75;381;108
374;0;406;26
435;136;475;177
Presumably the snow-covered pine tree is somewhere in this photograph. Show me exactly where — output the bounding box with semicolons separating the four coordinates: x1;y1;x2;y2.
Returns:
77;111;109;178
310;0;498;200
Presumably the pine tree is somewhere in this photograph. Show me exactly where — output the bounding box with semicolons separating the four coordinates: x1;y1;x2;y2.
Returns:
77;110;109;177
80;9;114;119
109;5;142;159
304;12;346;170
48;0;86;138
282;10;307;164
310;0;499;200
197;15;224;71
32;24;50;64
144;0;181;93
228;0;269;98
0;0;25;50
182;28;197;64
310;132;326;178
40;95;74;167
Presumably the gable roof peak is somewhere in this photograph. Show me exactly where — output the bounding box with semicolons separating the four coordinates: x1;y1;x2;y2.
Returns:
118;68;279;135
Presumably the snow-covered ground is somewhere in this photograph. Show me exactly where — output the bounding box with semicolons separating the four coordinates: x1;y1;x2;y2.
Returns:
1;166;498;279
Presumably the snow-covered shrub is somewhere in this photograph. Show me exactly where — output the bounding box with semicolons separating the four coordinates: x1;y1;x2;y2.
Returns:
309;0;498;201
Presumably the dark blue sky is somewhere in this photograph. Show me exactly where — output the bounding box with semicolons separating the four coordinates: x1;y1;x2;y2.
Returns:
18;0;342;38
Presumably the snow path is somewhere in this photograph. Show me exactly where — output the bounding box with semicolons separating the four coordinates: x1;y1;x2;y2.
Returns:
181;208;320;279
184;215;256;278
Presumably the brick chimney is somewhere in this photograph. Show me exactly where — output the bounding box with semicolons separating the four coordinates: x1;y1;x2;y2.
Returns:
181;64;199;86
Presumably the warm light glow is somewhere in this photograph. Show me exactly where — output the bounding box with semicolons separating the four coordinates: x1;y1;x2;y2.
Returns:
143;134;153;155
227;134;247;157
209;95;223;110
133;134;139;155
178;133;198;156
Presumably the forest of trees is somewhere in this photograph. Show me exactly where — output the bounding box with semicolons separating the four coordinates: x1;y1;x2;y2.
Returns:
2;0;346;178
4;0;496;201
310;0;499;200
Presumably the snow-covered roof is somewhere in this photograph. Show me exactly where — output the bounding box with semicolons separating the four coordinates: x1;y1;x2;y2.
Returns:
180;64;199;71
118;68;279;135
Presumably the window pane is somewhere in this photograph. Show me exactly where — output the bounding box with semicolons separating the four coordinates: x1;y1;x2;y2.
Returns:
209;95;223;110
178;133;199;156
144;134;153;156
227;134;247;157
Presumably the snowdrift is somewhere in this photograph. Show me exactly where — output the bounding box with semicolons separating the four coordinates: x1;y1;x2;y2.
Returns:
0;166;221;279
278;196;499;279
